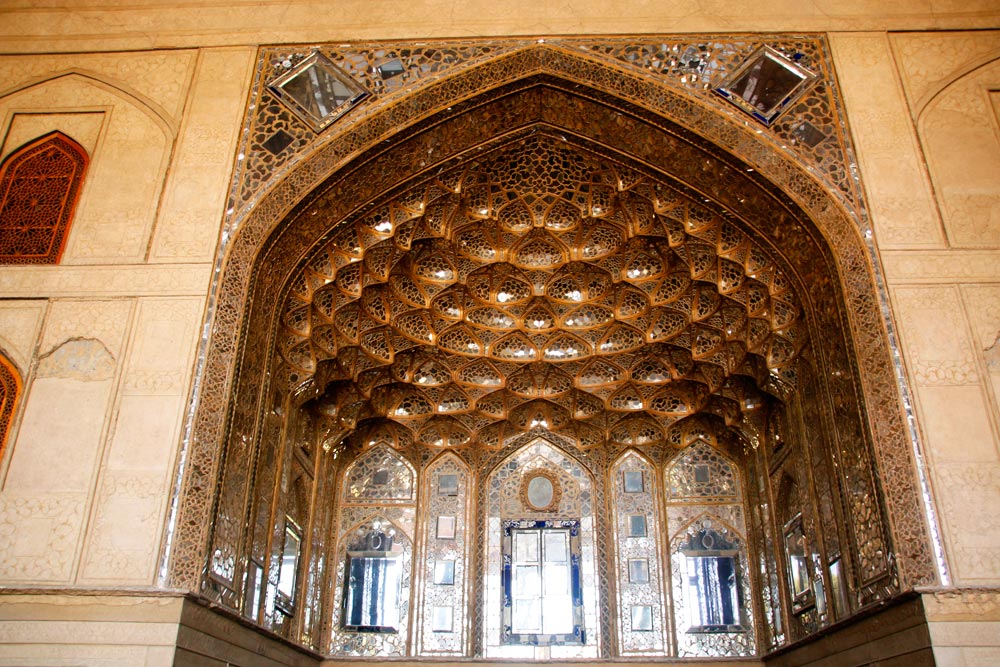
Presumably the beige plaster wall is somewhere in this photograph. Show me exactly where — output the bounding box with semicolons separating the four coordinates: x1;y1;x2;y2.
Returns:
0;594;181;667
0;0;999;53
924;590;1000;667
0;4;995;662
0;46;255;592
833;31;1000;595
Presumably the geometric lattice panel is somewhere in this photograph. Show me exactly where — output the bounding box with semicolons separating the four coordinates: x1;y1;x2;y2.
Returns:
0;131;88;264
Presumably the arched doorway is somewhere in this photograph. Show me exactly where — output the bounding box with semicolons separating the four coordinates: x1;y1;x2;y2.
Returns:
170;40;938;660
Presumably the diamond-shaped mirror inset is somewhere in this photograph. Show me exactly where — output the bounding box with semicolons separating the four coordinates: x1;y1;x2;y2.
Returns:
268;51;368;132
262;129;295;156
716;46;817;125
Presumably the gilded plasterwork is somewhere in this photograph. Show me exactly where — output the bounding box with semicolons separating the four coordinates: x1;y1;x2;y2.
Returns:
171;35;937;658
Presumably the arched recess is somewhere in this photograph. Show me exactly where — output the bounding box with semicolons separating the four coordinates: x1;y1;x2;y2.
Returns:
329;444;417;655
610;449;669;655
417;452;473;656
0;72;173;262
0;131;88;264
484;436;598;658
917;54;1000;246
171;42;938;657
0;352;22;463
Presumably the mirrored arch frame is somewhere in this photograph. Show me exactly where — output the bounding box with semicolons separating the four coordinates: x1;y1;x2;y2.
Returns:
160;35;946;660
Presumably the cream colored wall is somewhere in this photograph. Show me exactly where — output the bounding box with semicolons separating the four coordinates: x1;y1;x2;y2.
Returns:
0;47;255;600
0;3;997;664
0;47;254;666
832;31;1000;590
0;594;181;666
0;0;998;52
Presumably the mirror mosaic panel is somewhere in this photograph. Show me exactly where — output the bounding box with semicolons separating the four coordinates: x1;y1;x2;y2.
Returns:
417;455;472;655
330;512;414;655
342;445;415;504
611;452;669;655
485;439;598;659
670;517;754;657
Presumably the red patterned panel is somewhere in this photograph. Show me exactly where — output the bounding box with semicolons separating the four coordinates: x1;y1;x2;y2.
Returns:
0;131;88;264
0;354;20;462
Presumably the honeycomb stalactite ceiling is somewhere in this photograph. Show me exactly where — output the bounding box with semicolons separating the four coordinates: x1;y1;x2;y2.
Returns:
280;135;806;450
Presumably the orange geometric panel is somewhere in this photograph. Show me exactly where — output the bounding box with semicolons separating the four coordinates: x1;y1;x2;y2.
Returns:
0;131;88;264
0;354;21;462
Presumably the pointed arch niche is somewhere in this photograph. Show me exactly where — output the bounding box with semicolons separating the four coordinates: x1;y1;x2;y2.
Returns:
0;131;88;264
173;39;940;660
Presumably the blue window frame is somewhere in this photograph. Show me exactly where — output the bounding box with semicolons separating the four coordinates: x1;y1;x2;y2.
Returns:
501;519;584;645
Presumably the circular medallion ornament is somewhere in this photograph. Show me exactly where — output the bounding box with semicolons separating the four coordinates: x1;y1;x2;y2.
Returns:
520;470;562;512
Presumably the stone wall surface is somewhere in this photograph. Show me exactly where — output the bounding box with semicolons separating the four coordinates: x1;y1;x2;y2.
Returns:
0;1;999;52
838;30;1000;587
833;29;1000;664
0;593;181;667
0;2;997;664
0;46;254;593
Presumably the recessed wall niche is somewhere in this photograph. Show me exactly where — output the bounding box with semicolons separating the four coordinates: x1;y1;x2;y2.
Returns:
178;36;936;662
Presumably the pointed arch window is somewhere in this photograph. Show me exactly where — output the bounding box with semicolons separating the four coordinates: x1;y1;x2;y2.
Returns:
0;131;88;264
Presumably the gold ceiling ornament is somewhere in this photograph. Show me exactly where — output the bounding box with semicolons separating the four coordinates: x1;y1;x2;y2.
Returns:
288;135;805;451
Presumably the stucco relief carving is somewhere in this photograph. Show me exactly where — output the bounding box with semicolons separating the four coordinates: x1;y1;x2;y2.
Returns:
893;286;980;386
890;31;1000;116
959;287;1000;371
925;588;1000;620
882;251;1000;283
917;57;1000;248
70;209;147;261
0;302;45;374
40;300;132;359
0;617;177;644
0;50;196;126
0;493;85;582
0;74;172;264
124;298;201;377
1;111;104;161
934;462;1000;581
0;265;212;298
913;361;980;386
151;48;255;263
942;193;1000;247
81;471;166;583
953;547;1000;583
122;370;184;395
829;35;943;248
150;211;222;261
986;335;1000;372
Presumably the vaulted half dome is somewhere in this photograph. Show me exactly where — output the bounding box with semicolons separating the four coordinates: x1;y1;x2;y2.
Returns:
282;135;802;449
